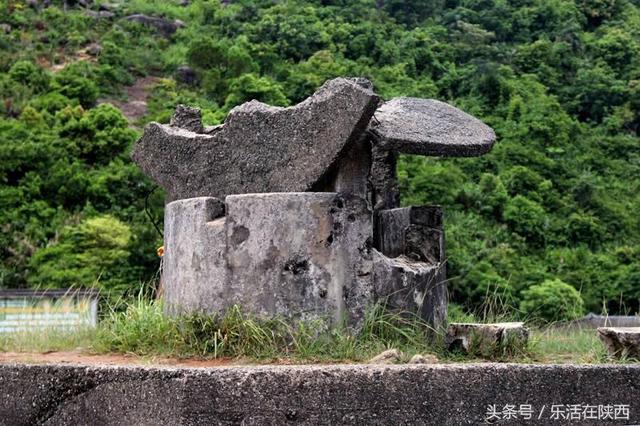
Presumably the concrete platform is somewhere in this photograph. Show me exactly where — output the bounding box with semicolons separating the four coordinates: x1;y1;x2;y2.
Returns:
0;362;639;425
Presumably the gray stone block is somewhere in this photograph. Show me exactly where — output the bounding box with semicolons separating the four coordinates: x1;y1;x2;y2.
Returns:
445;322;529;354
132;78;379;202
225;192;373;328
162;197;226;315
597;327;640;359
372;250;447;329
370;97;497;157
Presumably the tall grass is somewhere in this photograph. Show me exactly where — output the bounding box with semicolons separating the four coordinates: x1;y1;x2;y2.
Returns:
89;297;440;362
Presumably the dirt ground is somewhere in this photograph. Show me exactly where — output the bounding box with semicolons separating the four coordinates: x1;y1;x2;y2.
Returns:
99;76;159;124
0;351;244;368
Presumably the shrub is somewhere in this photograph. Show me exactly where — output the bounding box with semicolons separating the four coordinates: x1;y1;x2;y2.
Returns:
520;279;585;323
28;215;133;292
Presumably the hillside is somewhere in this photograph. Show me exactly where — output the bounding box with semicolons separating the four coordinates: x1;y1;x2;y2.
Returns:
1;0;639;317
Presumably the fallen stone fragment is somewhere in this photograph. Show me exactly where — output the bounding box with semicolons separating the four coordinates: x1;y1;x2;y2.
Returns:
369;97;496;157
597;327;640;359
368;348;402;364
408;354;438;364
445;322;529;354
132;78;379;201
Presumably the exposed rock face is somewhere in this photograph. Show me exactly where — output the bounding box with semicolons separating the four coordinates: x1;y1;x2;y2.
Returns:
123;14;184;38
175;65;198;86
597;327;640;359
132;78;379;202
369;97;496;157
445;322;529;354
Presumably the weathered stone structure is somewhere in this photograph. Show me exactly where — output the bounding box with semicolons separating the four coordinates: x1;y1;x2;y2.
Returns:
597;327;640;359
132;77;496;330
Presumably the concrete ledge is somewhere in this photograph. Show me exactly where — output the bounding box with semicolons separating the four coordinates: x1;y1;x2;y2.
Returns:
1;362;639;425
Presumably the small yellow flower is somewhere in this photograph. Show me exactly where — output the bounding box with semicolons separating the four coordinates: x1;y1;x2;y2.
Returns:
157;246;165;257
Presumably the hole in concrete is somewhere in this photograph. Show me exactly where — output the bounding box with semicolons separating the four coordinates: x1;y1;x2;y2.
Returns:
325;233;334;247
319;288;327;298
284;258;309;275
333;222;342;232
230;225;250;245
347;214;356;222
286;409;298;421
332;198;344;209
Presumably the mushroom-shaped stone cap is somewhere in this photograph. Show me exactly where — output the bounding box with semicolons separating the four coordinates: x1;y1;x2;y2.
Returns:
370;97;496;157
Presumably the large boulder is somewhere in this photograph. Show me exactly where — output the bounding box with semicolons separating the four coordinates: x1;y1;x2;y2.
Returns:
132;78;379;202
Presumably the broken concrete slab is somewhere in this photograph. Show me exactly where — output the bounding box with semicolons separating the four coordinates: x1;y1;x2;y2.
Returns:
369;97;497;157
446;322;529;354
372;250;447;329
131;78;379;202
597;327;640;359
161;193;374;328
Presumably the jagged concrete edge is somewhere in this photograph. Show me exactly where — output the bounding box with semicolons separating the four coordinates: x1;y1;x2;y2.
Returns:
131;78;379;192
2;362;639;425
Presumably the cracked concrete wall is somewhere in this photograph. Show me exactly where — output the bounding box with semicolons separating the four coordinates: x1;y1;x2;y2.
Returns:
163;193;373;328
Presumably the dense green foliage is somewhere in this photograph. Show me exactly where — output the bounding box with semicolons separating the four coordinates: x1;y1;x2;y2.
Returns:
520;278;586;322
1;0;638;315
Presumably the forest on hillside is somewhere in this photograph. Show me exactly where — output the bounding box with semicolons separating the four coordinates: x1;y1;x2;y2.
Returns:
1;0;639;321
